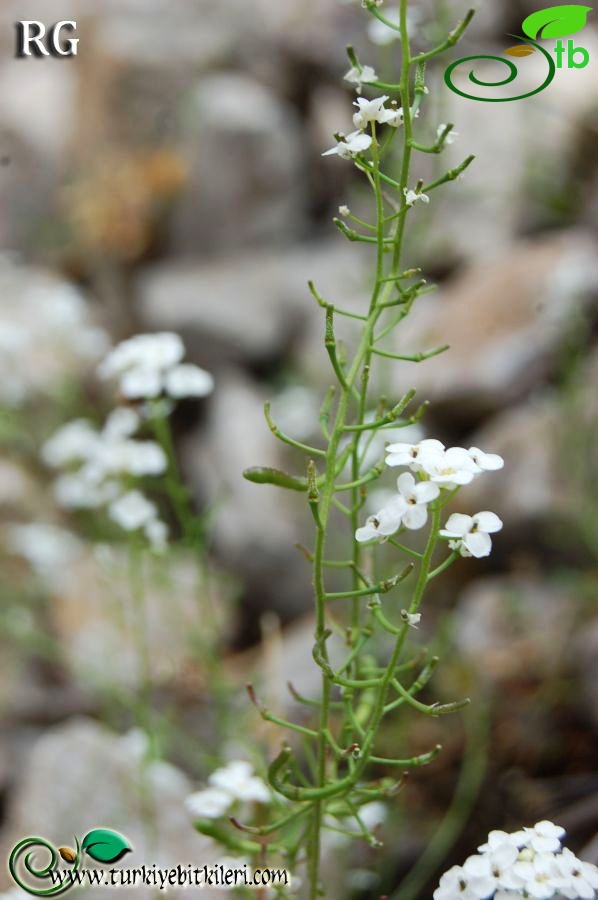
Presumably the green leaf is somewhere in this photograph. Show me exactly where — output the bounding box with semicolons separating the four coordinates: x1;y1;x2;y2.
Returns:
81;829;132;864
522;5;592;40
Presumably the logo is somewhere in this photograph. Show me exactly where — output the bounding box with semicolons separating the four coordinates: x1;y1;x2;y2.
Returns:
15;21;79;58
445;4;592;102
9;829;132;896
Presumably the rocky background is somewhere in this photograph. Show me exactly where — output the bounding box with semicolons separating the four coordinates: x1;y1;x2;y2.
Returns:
0;0;596;897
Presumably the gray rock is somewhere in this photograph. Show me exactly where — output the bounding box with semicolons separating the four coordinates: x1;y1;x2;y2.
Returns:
454;576;577;684
49;549;235;691
384;233;598;421
181;371;314;625
136;240;367;370
169;73;306;253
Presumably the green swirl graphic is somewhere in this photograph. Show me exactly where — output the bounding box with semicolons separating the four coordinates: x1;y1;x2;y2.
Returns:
9;837;81;896
444;35;556;102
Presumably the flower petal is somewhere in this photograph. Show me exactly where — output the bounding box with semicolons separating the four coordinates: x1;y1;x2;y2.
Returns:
473;511;503;534
464;531;492;558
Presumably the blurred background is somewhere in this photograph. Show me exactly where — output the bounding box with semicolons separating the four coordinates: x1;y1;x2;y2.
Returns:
0;0;596;897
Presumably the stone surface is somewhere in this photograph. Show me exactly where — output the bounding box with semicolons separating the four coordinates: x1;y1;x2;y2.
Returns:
181;371;314;630
136;240;367;370
384;232;598;423
168;73;306;254
49;549;235;691
454;576;577;684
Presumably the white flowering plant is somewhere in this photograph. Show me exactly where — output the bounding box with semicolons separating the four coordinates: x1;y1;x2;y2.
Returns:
185;1;598;895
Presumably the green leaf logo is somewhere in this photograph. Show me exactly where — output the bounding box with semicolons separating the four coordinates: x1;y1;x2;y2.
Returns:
81;829;132;864
522;4;592;40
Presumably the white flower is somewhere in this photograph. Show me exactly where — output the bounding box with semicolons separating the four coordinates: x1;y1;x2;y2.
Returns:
323;130;373;159
344;64;378;93
6;523;82;580
108;491;158;531
524;821;566;855
463;843;521;896
339;205;351;217
401;610;421;628
164;364;214;399
352;95;390;130
468;446;504;473
185;787;232;819
437;821;598;900
355;498;405;542
440;511;503;558
437;124;459;145
208;760;271;804
433;865;477;900
385;438;445;470
404;188;430;206
419;446;479;487
121;367;163;399
556;848;598;899
42;420;100;467
358;802;387;830
379;105;406;128
102;408;140;440
395;472;439;530
54;474;120;509
99;332;184;380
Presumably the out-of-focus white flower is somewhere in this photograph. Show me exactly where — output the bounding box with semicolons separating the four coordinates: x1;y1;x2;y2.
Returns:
99;332;214;403
0;261;110;408
108;491;158;531
99;333;184;380
102;408;140;440
339;205;351;217
208;760;271;804
42;420;101;467
358;802;387;830
352;95;390;129
121;367;163;400
185;787;232;819
437;124;459;145
440;511;503;558
6;523;83;581
395;472;439;530
186;761;270;822
344;64;378;93
164;364;214;399
401;610;421;628
323;131;373;159
53;474;121;510
404;188;430;206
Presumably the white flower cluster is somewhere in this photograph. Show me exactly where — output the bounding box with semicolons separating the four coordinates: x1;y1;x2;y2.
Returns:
99;332;214;401
324;94;415;159
185;761;271;820
356;439;504;558
0;258;109;408
434;822;598;900
42;408;168;549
